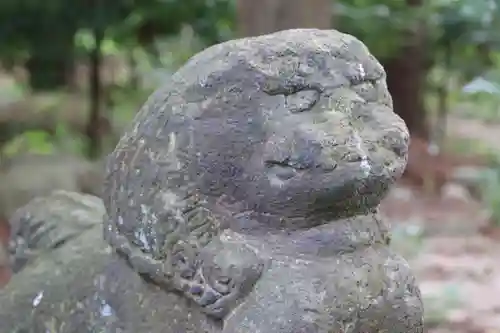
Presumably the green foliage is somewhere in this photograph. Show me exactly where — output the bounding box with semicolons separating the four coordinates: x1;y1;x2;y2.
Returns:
53;123;87;154
431;0;500;83
75;30;121;55
154;25;208;69
0;0;234;84
1;124;89;158
0;77;27;103
480;167;500;226
109;85;154;124
1;0;499;126
107;0;234;47
2;131;55;157
447;138;500;164
334;1;424;58
336;0;500;81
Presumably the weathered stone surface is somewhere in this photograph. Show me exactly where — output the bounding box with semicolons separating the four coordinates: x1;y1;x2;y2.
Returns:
103;27;420;330
0;192;222;333
8;190;105;272
0;28;422;333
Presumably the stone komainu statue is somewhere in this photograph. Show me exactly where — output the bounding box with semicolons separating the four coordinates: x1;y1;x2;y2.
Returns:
1;29;424;333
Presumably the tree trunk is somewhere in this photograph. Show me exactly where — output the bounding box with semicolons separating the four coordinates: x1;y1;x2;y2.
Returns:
0;216;10;288
86;21;105;160
26;27;76;91
383;45;428;138
382;0;429;139
237;0;332;37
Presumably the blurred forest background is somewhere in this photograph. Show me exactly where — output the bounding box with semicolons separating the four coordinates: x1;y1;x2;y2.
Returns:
1;0;500;331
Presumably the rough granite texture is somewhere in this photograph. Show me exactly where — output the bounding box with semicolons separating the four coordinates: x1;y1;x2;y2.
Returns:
8;190;105;272
0;28;423;333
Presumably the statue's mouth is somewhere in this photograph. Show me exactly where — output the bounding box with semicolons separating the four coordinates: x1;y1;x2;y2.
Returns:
265;159;312;170
265;157;338;182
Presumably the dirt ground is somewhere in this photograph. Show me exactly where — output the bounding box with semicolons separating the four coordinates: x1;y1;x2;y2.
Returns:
380;115;500;333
